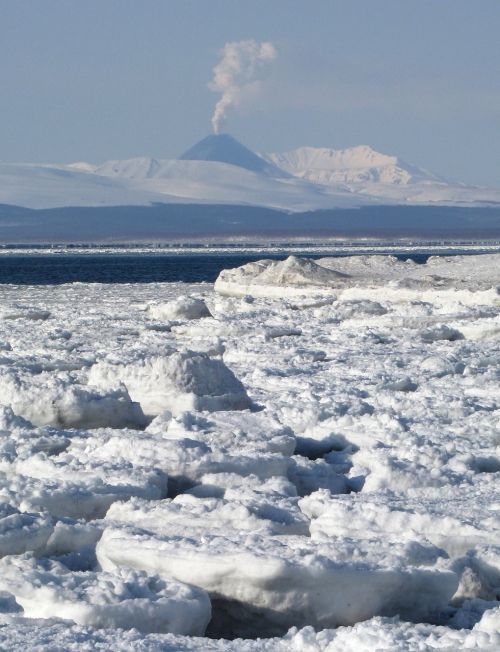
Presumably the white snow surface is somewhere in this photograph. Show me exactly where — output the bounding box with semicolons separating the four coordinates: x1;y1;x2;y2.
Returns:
147;296;212;321
0;554;211;635
264;144;500;205
0;158;364;212
264;145;442;185
215;252;500;297
2;142;500;210
0;253;498;647
89;349;252;417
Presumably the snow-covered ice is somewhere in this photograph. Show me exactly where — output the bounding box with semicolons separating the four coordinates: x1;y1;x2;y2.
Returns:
215;252;500;297
89;350;252;416
147;296;212;322
0;253;498;647
97;522;456;636
0;554;210;634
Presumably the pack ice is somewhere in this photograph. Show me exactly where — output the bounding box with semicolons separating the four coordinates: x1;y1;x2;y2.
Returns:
0;254;498;649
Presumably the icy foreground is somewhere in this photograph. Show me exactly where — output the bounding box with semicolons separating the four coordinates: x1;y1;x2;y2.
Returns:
0;254;498;649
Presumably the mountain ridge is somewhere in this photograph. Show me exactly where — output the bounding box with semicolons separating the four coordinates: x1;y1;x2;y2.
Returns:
1;134;499;211
264;145;446;187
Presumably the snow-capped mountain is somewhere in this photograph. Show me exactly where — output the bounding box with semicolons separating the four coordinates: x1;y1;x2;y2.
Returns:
180;133;286;177
264;144;500;205
264;145;444;186
0;135;499;211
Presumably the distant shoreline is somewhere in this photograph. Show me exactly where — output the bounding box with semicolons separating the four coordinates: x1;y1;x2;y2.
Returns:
1;203;500;244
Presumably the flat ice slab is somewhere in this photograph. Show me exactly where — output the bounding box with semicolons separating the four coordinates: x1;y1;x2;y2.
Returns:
97;496;457;635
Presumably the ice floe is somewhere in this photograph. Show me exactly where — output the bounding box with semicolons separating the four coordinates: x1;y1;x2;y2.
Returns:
148;296;212;321
89;350;252;416
0;554;210;634
97;522;457;636
0;253;497;647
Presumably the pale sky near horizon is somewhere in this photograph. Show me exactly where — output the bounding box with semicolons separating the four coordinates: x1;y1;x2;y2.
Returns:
1;0;499;187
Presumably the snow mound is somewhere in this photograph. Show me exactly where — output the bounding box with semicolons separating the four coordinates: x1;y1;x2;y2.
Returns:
8;450;167;520
215;256;348;298
0;504;53;557
0;370;146;429
457;546;500;601
89;350;252;417
0;305;51;321
0;406;33;432
421;324;464;342
148;296;212;321
0;555;211;635
41;428;290;499
216;253;500;299
187;472;298;501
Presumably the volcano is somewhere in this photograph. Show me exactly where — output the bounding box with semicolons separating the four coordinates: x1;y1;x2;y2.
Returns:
179;133;285;177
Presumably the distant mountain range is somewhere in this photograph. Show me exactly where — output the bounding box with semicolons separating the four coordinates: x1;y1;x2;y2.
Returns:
1;134;499;212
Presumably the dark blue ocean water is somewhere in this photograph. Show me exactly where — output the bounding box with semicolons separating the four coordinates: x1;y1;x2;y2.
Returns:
0;251;488;285
0;254;268;284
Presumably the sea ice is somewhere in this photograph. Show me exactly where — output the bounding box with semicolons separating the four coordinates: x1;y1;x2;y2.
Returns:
0;369;145;429
215;253;500;299
215;255;348;298
0;255;497;647
147;409;296;457
97;523;457;636
89;350;252;416
300;481;500;557
0;504;53;557
0;554;211;634
148;296;212;321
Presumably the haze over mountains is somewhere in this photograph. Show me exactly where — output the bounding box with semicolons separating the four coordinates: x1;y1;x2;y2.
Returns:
1;134;499;212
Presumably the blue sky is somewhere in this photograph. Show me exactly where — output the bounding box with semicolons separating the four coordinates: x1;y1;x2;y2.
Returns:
1;0;499;186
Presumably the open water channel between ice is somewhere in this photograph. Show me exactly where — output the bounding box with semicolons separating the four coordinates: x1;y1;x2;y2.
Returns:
0;248;498;650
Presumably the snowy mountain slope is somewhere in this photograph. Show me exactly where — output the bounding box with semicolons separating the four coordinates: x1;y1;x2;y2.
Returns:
1;136;499;211
0;162;184;209
180;133;286;177
94;158;367;211
80;146;500;209
264;145;443;186
0;158;367;212
264;144;500;206
344;178;500;205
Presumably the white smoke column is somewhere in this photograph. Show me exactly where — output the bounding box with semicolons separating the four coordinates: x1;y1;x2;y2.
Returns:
209;40;277;134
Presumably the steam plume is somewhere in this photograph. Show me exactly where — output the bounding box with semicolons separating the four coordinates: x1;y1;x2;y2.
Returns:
209;40;277;134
